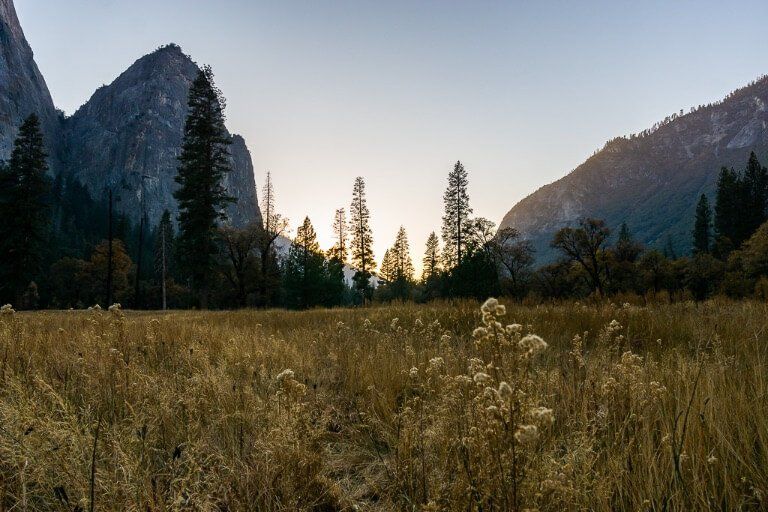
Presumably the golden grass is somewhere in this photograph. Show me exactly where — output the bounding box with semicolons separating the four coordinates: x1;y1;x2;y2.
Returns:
0;299;766;511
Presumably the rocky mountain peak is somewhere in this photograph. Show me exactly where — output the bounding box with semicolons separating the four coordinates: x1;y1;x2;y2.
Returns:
64;42;261;228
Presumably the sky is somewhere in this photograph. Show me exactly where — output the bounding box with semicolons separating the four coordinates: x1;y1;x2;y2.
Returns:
15;0;768;271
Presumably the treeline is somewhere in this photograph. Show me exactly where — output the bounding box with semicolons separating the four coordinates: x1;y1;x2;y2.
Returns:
4;67;768;309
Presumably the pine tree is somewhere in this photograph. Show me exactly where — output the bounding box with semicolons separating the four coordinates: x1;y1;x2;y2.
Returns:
174;66;234;308
379;248;396;283
441;160;472;269
392;226;414;282
692;194;712;255
283;217;326;309
330;208;348;263
256;171;288;307
349;177;375;301
153;210;175;309
0;114;51;305
614;222;643;262
421;232;441;282
714;166;740;249
742;152;768;241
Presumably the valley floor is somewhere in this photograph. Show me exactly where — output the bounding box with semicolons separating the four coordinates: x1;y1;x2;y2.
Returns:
0;300;766;510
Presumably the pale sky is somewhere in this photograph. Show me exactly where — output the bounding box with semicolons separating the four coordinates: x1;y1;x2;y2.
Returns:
15;0;768;271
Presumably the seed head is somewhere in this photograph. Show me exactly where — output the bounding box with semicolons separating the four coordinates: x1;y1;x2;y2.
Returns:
473;372;492;385
519;334;548;356
514;424;539;444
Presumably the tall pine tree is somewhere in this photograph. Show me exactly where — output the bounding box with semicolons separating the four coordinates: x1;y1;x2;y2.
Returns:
174;66;234;308
742;151;768;241
442;160;472;269
421;231;441;282
330;208;348;263
392;226;414;282
349;177;375;301
0;114;50;306
692;194;712;255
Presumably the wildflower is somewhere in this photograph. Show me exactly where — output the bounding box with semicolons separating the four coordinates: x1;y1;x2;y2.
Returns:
473;372;492;385
275;369;295;383
454;375;472;385
108;303;122;312
481;298;499;314
390;318;399;330
498;381;513;400
514;424;539;444
428;357;444;371
0;304;14;315
414;318;423;328
409;367;419;379
472;327;488;338
707;455;718;465
530;406;555;425
495;305;506;316
519;334;548;356
506;323;523;335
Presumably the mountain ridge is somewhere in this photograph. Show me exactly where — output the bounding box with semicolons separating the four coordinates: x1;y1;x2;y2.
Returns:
500;75;768;261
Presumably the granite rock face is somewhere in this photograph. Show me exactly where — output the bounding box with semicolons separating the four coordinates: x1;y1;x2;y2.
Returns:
0;0;61;166
63;44;261;227
1;0;261;228
500;77;768;261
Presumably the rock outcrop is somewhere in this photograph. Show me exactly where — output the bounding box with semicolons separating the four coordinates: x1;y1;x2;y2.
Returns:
63;44;261;227
500;76;768;260
0;0;60;166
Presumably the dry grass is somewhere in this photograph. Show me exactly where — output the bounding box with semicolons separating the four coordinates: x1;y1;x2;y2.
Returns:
0;299;766;511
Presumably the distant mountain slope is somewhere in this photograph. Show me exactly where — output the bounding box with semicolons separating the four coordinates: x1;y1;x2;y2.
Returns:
500;76;768;261
0;0;61;167
64;44;261;227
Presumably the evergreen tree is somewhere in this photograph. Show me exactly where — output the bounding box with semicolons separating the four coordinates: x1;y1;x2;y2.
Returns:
441;160;472;269
714;166;740;249
330;208;348;263
153;210;175;309
742;151;768;241
173;66;234;308
421;232;441;282
663;235;677;260
349;177;375;301
692;194;712;255
388;226;414;300
379;248;396;283
323;256;348;308
392;226;414;282
283;217;325;309
614;222;643;262
0;114;51;305
256;171;288;307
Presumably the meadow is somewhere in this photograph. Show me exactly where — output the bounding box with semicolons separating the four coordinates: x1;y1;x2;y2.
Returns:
0;299;766;511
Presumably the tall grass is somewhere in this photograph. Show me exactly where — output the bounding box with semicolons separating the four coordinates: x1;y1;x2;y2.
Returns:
0;299;766;510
